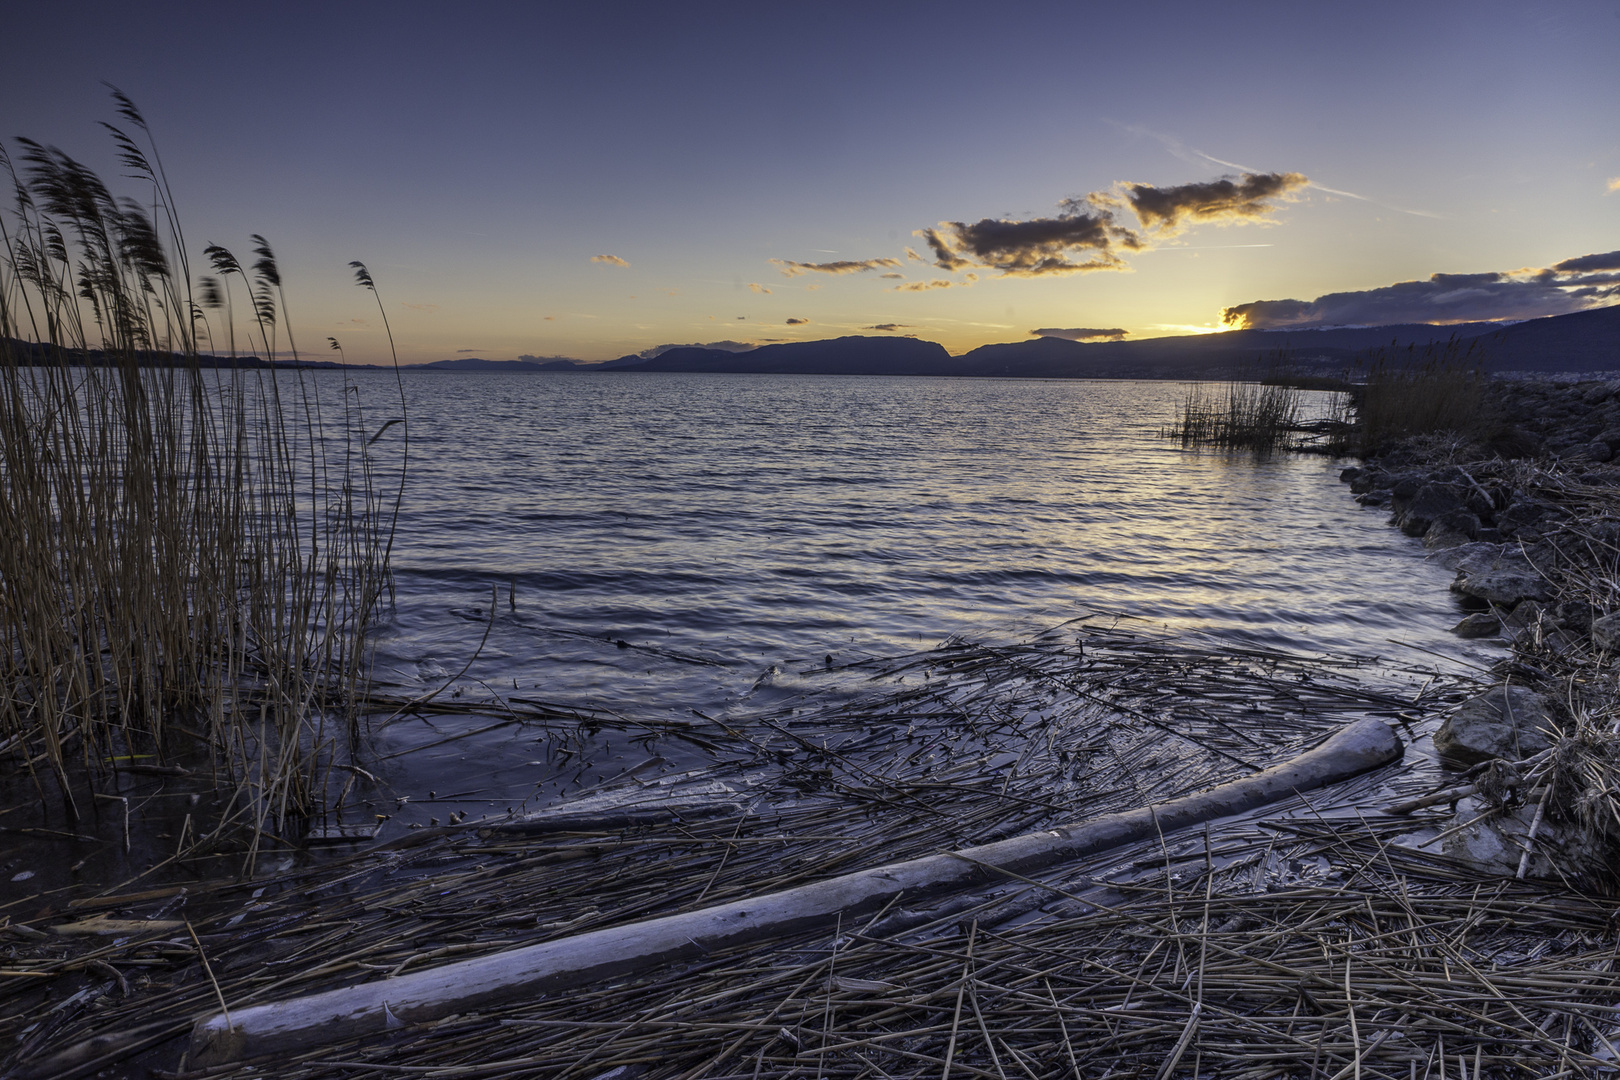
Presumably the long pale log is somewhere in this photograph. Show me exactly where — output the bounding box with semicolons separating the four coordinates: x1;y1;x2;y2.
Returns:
190;718;1400;1066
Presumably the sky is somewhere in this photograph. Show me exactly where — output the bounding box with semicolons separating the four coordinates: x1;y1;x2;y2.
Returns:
4;0;1619;364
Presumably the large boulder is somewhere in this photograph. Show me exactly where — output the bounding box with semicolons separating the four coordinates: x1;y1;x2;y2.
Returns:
1432;685;1557;767
1396;483;1466;536
1451;552;1550;605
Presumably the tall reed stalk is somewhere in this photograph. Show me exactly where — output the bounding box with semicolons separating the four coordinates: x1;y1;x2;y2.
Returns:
0;91;405;861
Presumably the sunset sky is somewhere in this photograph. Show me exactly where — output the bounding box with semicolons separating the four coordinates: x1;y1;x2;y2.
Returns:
5;1;1618;364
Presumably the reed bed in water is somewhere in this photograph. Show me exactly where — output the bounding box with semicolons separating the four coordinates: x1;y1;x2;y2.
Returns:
0;91;405;857
6;621;1533;1078
1166;381;1351;454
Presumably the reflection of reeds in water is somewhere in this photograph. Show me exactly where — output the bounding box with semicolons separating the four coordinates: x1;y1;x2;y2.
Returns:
0;91;404;862
1166;380;1305;452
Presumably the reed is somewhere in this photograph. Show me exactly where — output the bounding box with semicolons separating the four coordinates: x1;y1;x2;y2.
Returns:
1167;380;1306;452
0;90;404;860
1350;338;1490;453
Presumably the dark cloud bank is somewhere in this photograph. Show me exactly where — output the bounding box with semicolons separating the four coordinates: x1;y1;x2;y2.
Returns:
1224;251;1620;330
1031;327;1128;342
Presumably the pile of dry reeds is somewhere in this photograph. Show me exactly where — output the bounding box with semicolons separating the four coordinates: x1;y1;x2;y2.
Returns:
0;91;405;860
2;620;1516;1078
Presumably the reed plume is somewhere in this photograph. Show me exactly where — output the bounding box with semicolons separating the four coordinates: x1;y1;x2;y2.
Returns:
0;91;406;866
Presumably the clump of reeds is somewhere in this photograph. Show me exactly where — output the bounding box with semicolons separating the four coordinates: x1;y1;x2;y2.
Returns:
0;90;404;862
1350;337;1491;452
1166;380;1306;452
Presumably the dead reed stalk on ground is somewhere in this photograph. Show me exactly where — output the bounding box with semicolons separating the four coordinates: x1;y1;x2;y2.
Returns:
0;90;405;859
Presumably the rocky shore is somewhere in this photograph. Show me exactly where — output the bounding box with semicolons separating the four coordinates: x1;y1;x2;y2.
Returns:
1341;375;1620;882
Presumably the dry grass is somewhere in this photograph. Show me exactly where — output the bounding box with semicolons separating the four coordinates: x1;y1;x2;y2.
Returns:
0;90;404;864
1351;340;1491;454
17;622;1620;1080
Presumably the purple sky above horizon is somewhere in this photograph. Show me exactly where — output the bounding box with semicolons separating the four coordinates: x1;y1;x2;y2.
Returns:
4;0;1618;363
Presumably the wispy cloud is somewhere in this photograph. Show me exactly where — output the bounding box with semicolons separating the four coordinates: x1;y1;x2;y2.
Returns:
1030;327;1128;341
786;317;810;325
864;323;913;331
880;272;904;279
890;275;979;291
771;257;903;277
591;254;630;267
1608;177;1620;193
748;282;772;294
1111;121;1442;219
1222;250;1620;329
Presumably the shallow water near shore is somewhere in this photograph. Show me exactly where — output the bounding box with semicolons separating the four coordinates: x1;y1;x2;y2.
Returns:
380;370;1488;700
1;372;1501;898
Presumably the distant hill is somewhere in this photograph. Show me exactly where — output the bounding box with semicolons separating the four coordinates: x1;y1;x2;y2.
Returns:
405;357;584;371
612;335;954;375
596;311;1617;380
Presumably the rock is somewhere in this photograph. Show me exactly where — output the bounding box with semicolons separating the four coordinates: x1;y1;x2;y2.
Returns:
1356;490;1392;508
1452;559;1551;605
1432;685;1557;767
1564;441;1613;463
1423;511;1481;548
1431;541;1503;574
1451;613;1501;638
1592;612;1620;651
1398;483;1466;537
1348;470;1386;494
1596;427;1620;451
1497;499;1565;534
1501;599;1547;634
1440;796;1591;879
1339;466;1365;484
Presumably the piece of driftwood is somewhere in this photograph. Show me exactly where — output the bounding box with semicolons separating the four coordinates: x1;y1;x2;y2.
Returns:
189;718;1401;1066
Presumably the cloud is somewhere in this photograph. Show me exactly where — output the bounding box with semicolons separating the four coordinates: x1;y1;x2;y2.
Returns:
637;340;758;359
518;353;581;364
786;317;809;325
863;323;913;331
1030;327;1128;341
880;272;904;279
1551;250;1620;273
904;247;925;262
591;254;630;267
402;302;439;313
748;282;772;294
920;170;1308;279
456;348;478;353
1221;254;1620;329
1609;177;1620;193
1122;172;1308;235
890;275;979;292
543;315;556;321
771;257;903;277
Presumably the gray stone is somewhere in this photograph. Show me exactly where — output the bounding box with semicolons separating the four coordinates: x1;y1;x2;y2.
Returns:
1452;560;1551;605
1423;511;1481;549
1451;613;1501;638
1430;541;1503;574
1596;427;1620;450
1593;612;1620;652
1501;599;1547;634
1439;796;1588;879
1398;483;1465;536
1564;441;1614;463
1432;685;1557;767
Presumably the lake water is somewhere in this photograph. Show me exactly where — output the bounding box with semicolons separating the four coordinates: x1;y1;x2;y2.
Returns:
368;370;1490;727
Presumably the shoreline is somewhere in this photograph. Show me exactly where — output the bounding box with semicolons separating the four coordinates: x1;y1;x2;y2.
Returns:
9;378;1620;1077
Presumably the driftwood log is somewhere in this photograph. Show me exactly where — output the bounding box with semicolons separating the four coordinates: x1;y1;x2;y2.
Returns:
190;718;1401;1066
